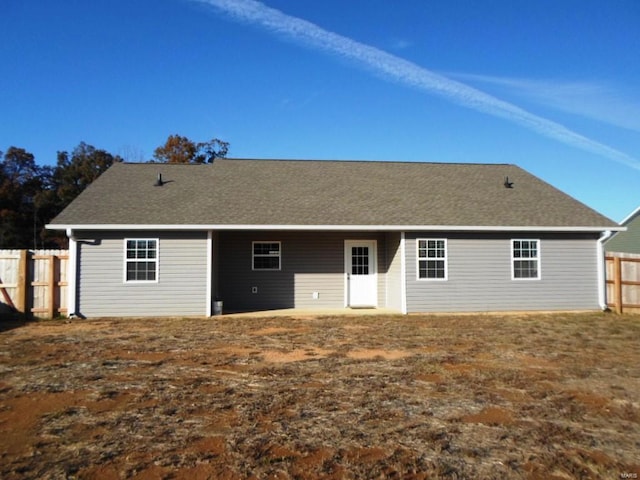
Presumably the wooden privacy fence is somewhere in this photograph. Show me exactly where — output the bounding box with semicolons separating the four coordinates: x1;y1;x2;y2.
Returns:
606;252;640;314
0;250;68;319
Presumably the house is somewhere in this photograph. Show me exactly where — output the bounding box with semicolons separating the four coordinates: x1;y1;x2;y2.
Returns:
605;205;640;254
47;159;621;317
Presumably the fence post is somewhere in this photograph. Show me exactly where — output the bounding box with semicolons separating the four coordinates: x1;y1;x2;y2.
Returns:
613;256;623;314
47;255;56;318
16;250;28;314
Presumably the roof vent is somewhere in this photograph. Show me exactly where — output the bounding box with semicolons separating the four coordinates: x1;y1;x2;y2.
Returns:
504;176;514;189
154;173;164;187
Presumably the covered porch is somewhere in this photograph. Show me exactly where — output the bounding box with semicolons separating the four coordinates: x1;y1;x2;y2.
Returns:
211;230;405;315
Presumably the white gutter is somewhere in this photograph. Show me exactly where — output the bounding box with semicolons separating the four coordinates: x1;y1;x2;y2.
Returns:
597;230;613;310
46;223;626;233
66;228;78;318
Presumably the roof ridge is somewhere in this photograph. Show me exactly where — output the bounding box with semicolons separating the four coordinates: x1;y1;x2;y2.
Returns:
117;162;211;166
222;158;516;166
115;159;517;167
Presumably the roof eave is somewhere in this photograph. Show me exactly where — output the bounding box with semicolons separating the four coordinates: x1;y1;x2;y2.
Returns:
46;223;625;233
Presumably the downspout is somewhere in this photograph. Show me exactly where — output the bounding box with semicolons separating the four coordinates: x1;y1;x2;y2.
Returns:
66;228;78;317
596;230;613;310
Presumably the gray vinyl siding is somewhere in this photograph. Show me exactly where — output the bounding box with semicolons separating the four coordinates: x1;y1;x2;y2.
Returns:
405;232;601;312
385;232;403;311
75;230;208;317
218;231;388;311
606;213;640;254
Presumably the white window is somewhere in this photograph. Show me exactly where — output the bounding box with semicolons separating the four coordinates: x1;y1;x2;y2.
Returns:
252;241;281;270
512;239;540;280
125;239;158;282
417;239;447;280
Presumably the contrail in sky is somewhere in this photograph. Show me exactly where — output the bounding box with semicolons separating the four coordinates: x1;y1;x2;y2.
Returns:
193;0;640;171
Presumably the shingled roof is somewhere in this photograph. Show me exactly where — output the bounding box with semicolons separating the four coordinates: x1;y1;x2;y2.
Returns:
48;159;617;230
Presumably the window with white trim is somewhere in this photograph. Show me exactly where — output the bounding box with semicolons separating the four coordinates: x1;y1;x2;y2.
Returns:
252;241;281;270
417;239;447;280
512;239;540;279
125;239;158;282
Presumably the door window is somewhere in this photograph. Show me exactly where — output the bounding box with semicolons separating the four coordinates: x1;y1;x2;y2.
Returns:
351;246;369;275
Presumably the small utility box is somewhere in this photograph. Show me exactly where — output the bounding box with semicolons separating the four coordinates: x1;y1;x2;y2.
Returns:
213;300;223;316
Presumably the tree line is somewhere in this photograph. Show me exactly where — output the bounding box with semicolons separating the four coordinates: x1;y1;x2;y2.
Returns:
0;135;229;249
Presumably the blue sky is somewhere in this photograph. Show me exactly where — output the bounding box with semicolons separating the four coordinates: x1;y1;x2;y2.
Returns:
1;0;638;222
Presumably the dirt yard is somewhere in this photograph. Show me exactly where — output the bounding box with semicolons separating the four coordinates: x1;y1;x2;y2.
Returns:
1;312;639;479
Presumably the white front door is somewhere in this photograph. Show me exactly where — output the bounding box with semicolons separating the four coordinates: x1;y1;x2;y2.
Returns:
345;240;377;308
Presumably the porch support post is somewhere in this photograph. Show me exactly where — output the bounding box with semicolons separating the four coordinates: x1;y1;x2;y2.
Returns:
400;231;407;314
206;230;213;317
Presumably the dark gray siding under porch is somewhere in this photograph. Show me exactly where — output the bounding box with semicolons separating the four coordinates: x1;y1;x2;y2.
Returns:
404;232;601;312
75;230;208;317
218;231;389;312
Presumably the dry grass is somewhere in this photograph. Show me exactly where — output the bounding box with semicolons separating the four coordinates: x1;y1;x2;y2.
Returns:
1;312;639;479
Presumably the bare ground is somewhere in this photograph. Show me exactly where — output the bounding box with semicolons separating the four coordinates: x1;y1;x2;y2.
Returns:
0;312;639;479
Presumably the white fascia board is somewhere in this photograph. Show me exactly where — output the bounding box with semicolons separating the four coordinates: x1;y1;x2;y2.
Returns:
47;223;626;233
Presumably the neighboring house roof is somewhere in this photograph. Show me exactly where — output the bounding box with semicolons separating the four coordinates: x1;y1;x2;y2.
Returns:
605;205;640;253
48;159;619;231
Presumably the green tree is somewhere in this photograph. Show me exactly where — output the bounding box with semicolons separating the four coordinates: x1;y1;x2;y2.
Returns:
194;138;229;163
53;142;121;207
29;142;122;248
0;147;51;248
153;134;229;164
